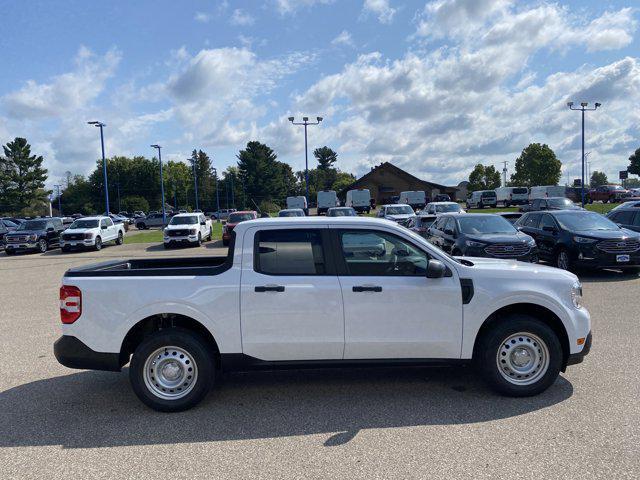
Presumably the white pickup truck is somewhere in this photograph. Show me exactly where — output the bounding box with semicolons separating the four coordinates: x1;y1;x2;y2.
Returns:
60;216;125;251
163;212;212;248
55;217;591;412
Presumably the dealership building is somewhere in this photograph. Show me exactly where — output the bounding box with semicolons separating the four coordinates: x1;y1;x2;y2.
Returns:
340;162;458;205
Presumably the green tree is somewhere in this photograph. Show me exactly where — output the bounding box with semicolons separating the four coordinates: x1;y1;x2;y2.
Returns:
314;146;338;170
121;195;149;213
590;171;608;188
58;175;95;214
164;160;193;210
628;147;640;176
468;164;502;191
189;149;217;211
510;143;562;187
0;137;49;215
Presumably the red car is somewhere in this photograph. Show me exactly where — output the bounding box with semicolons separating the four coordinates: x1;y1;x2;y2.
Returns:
222;211;257;246
589;185;629;203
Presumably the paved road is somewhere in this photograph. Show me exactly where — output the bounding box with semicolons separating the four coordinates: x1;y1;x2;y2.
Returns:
0;244;638;479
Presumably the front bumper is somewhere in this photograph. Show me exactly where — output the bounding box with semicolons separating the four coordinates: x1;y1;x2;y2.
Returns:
571;246;640;269
5;241;39;252
61;238;95;248
54;335;124;372
463;245;539;262
566;331;592;367
164;234;199;245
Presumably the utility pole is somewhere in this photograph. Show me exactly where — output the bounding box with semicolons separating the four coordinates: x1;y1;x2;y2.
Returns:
567;102;601;207
501;161;509;187
230;175;235;208
288;116;323;205
87;121;109;214
151;145;166;224
190;154;199;211
54;184;62;216
115;182;121;213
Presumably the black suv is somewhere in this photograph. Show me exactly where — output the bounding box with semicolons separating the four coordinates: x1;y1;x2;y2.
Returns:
515;210;640;271
520;197;582;213
0;221;9;251
4;217;65;254
606;207;640;233
427;213;538;261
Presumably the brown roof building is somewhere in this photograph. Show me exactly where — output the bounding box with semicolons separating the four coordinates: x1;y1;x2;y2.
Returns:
340;162;458;205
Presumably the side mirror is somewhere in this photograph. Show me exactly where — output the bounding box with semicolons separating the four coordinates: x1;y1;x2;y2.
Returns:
200;221;206;225
426;259;446;279
101;225;108;230
444;228;454;236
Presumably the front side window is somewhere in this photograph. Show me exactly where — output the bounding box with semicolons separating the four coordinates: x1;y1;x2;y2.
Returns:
540;214;557;230
521;213;541;229
555;212;619;232
255;229;325;275
339;230;428;276
612;211;634;225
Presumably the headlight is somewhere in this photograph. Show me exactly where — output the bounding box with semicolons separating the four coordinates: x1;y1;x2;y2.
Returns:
571;281;583;308
29;234;38;241
465;240;485;248
574;236;596;244
525;236;536;245
83;232;93;239
190;229;197;235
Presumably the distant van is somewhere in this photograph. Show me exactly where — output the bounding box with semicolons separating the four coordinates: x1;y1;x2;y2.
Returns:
316;190;339;215
495;186;529;206
466;190;497;209
529;186;568;200
346;189;372;213
286;196;308;215
399;191;426;209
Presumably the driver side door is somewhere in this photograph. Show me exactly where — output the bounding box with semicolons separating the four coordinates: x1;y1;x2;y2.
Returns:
332;227;463;359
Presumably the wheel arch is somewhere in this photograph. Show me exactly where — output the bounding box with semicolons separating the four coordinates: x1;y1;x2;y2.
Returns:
472;303;570;371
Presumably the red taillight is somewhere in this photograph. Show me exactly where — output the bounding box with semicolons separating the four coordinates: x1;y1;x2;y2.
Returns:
60;285;82;324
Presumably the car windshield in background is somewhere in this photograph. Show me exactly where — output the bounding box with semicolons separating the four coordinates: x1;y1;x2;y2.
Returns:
70;220;99;229
229;213;254;223
279;210;304;217
458;216;516;234
555;212;619;231
386;206;413;215
482;192;496;197
329;208;356;216
17;220;47;230
169;216;198;225
436;204;461;213
417;217;436;227
548;198;574;208
513;188;528;194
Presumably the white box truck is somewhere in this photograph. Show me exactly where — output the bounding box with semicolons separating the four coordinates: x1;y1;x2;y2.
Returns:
346;189;371;214
317;190;339;215
399;191;427;210
495;187;529;206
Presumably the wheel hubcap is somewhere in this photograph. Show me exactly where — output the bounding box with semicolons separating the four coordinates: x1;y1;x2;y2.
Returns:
143;346;198;400
496;332;549;386
558;252;568;269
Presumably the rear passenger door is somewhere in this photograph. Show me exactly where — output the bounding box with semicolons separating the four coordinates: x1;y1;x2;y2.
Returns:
240;227;344;361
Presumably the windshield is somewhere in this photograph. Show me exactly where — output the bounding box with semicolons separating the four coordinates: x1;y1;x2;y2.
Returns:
386;206;414;215
17;220;47;230
555;212;619;231
229;213;254;223
481;191;496;198
435;204;461;213
329;208;356;216
611;185;624;190
170;216;198;225
458;216;516;234
513;188;528;194
417;217;436;228
548;198;574;208
70;219;99;229
279;210;304;217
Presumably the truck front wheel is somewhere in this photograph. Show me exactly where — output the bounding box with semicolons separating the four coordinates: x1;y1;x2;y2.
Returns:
476;315;562;397
116;231;124;245
129;328;215;412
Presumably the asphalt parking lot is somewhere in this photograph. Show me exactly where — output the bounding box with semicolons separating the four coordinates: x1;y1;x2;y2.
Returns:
0;243;639;479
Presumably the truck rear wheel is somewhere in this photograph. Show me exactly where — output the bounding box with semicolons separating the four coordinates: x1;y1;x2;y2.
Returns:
116;231;124;245
129;328;215;412
476;315;562;397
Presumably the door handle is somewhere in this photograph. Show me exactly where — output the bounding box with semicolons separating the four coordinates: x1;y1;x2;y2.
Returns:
255;285;285;292
353;285;382;292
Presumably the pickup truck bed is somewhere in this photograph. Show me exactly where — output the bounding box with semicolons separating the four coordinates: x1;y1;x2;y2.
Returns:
65;255;231;277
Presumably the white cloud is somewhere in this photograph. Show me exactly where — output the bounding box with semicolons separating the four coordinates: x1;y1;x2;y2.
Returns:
230;9;255;26
331;30;355;48
362;0;397;24
274;0;334;15
194;12;212;23
2;46;121;119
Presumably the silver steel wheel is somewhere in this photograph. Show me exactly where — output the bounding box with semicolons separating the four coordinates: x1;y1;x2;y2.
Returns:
496;332;549;386
143;346;198;400
38;239;47;252
557;250;569;270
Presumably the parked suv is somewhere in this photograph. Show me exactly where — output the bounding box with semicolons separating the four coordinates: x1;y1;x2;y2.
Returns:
423;202;464;215
5;217;65;254
0;221;9;251
428;213;537;261
606;207;640;233
222;211;257;246
520;197;582;213
589;185;629;203
515;210;640;271
376;204;415;226
135;212;165;229
466;190;497;209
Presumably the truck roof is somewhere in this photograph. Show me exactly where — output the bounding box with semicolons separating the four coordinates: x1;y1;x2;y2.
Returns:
232;216;398;234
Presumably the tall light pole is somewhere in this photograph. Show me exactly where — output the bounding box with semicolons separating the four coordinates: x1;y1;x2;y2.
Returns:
501;161;509;187
189;155;199;211
212;167;220;218
567;102;601;207
87;121;109;214
288;116;323;205
151;145;167;225
54;184;62;216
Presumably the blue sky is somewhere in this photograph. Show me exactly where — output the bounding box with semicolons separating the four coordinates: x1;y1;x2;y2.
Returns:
0;0;638;189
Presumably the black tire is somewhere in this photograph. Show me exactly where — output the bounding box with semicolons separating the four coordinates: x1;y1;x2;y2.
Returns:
556;247;571;270
222;239;229;246
38;239;48;253
196;232;202;247
476;315;562;397
163;243;170;249
129;328;215;412
5;249;15;256
137;223;146;230
61;246;70;253
478;201;484;209
94;236;102;251
116;231;124;245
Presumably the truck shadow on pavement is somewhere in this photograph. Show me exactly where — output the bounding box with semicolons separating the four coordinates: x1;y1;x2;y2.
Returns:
0;366;573;449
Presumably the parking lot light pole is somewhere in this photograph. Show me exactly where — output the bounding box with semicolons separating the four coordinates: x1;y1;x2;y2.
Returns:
54;184;62;216
87;121;109;214
190;156;199;211
567;102;600;207
213;167;220;220
151;145;166;225
288;116;323;205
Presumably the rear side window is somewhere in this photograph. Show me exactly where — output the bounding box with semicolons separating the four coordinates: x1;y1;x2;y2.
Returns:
513;188;528;194
612;211;635;225
255;229;326;275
